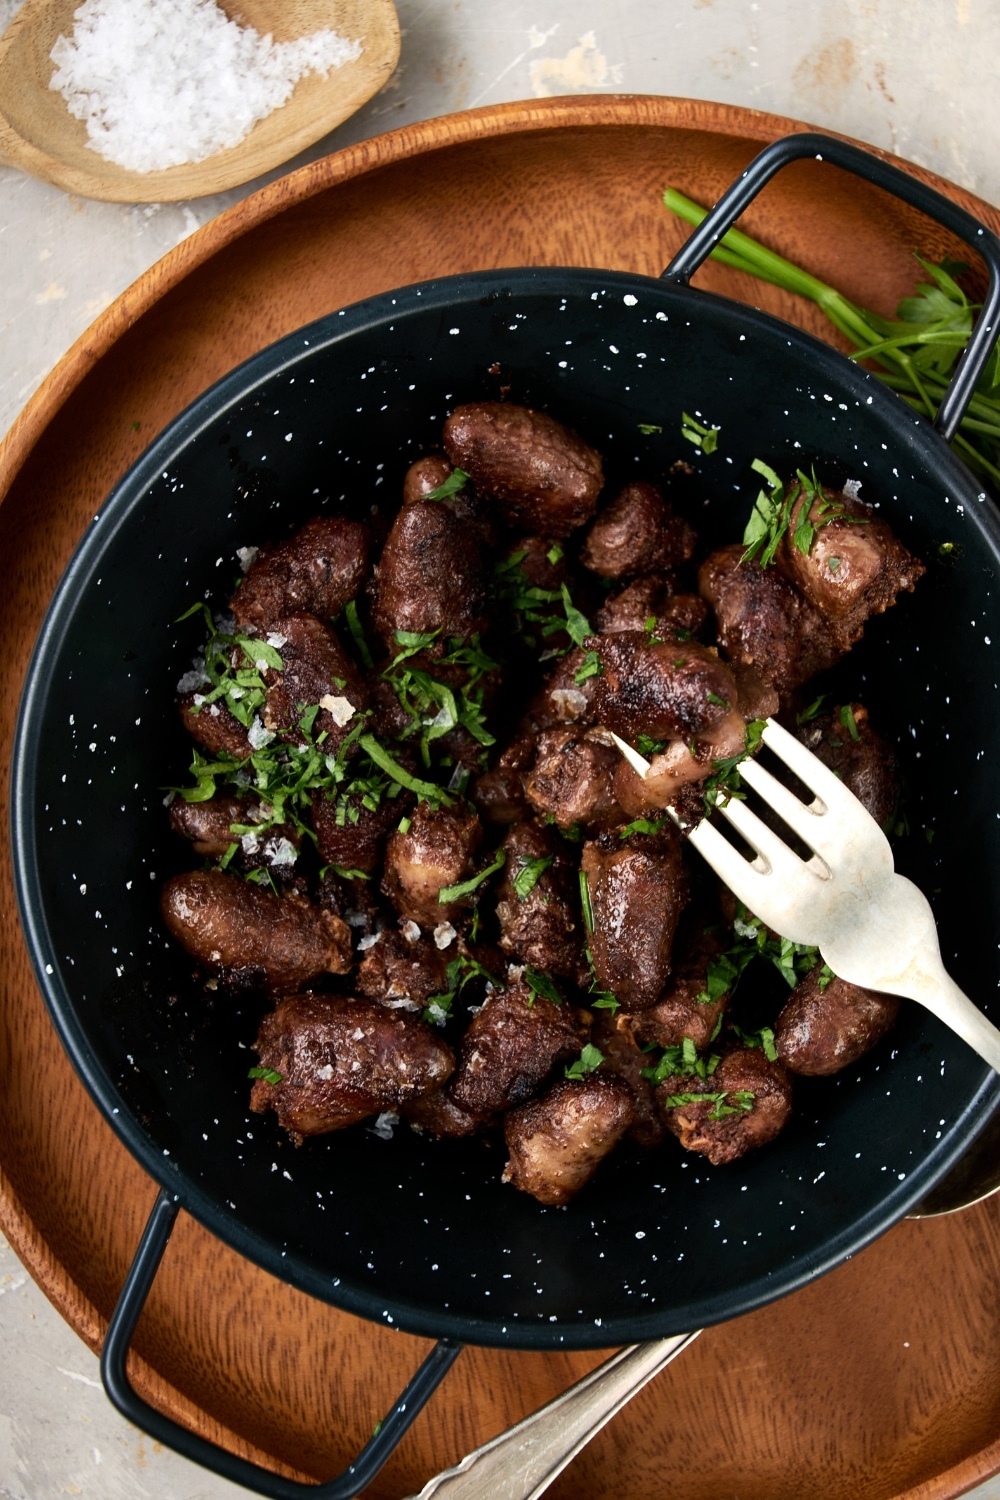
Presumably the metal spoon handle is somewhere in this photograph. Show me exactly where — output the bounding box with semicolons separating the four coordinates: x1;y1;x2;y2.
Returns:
405;1332;700;1500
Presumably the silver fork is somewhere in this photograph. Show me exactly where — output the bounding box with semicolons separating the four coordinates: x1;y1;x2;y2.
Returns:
612;716;1000;1072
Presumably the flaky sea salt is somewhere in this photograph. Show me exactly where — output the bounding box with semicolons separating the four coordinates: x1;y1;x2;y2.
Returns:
49;0;363;172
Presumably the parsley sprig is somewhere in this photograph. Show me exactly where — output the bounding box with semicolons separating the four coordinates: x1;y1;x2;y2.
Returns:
664;186;1000;489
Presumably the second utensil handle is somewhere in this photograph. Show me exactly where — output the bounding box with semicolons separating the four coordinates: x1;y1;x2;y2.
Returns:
408;1332;700;1500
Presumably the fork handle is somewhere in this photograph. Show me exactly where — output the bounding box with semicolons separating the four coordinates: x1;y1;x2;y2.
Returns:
405;1333;699;1500
821;874;1000;1074
900;967;1000;1074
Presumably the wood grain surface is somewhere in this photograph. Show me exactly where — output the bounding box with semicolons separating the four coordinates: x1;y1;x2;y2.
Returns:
0;0;401;201
3;95;1000;1499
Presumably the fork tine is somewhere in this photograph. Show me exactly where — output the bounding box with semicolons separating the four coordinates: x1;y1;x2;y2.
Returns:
736;755;830;852
711;792;830;882
691;808;827;946
685;816;776;911
759;718;870;819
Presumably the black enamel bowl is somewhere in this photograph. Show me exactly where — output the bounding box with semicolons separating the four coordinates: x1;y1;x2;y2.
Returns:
10;133;1000;1489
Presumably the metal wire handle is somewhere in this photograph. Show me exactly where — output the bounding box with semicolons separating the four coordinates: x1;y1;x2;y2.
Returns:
100;1188;464;1499
662;130;1000;441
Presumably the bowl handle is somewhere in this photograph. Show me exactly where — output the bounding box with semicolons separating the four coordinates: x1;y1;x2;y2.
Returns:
661;130;1000;442
100;1188;463;1499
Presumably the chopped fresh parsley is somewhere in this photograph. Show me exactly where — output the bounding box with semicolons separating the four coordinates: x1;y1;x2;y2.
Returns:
731;1023;779;1062
742;462;866;567
523;968;563;1005
423;953;496;1025
637;422;663;435
618;816;668;838
359;733;453;807
796;693;827;725
512;853;554;900
573;649;602;684
248;1065;283;1085
681;411;720;454
424;468;469;501
559;584;593;649
565;1044;605;1080
839;703;861;741
702;716;767;813
438;846;506;905
642;1035;721;1086
661;1088;755;1120
578;869;594;933
342;598;373;668
740;459;792;567
635;733;668;757
380;633;498;769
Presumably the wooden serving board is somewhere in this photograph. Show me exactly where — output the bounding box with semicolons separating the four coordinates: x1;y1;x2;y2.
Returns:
4;95;1000;1499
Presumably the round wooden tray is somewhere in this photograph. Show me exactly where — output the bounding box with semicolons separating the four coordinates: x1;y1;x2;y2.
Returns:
4;95;1000;1499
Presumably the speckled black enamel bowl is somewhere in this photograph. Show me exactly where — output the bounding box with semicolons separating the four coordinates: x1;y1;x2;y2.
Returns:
12;136;1000;1359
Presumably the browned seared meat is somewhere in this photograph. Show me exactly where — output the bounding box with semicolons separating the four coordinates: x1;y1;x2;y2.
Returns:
594;577;708;639
699;544;840;693
507;534;571;593
169;793;255;859
249;993;454;1143
529;651;601;731
523;726;622;831
624;930;730;1053
312;789;401;876
357;926;451;1008
592;1012;666;1148
502;1073;635;1205
179;692;252;759
581;824;689;1012
592;632;738;742
778;483;925;646
316;865;380;939
449;978;586;1113
775;966;899;1076
230;516;372;631
402;1085;493;1138
262;613;369;751
381;800;485;926
656;1047;793;1165
494;822;582;977
796;701;899;827
402;455;454;504
472;733;535;825
443;401;603;538
160;869;352;992
581;481;696;580
728;662;781;723
371;497;489;644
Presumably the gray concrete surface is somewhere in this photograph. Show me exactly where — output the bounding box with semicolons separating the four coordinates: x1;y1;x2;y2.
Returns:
4;0;1000;1495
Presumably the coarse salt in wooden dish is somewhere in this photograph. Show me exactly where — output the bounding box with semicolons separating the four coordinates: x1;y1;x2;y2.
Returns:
0;0;400;201
5;95;1000;1498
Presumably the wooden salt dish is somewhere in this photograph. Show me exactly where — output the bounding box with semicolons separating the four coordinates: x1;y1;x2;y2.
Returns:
0;0;400;201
